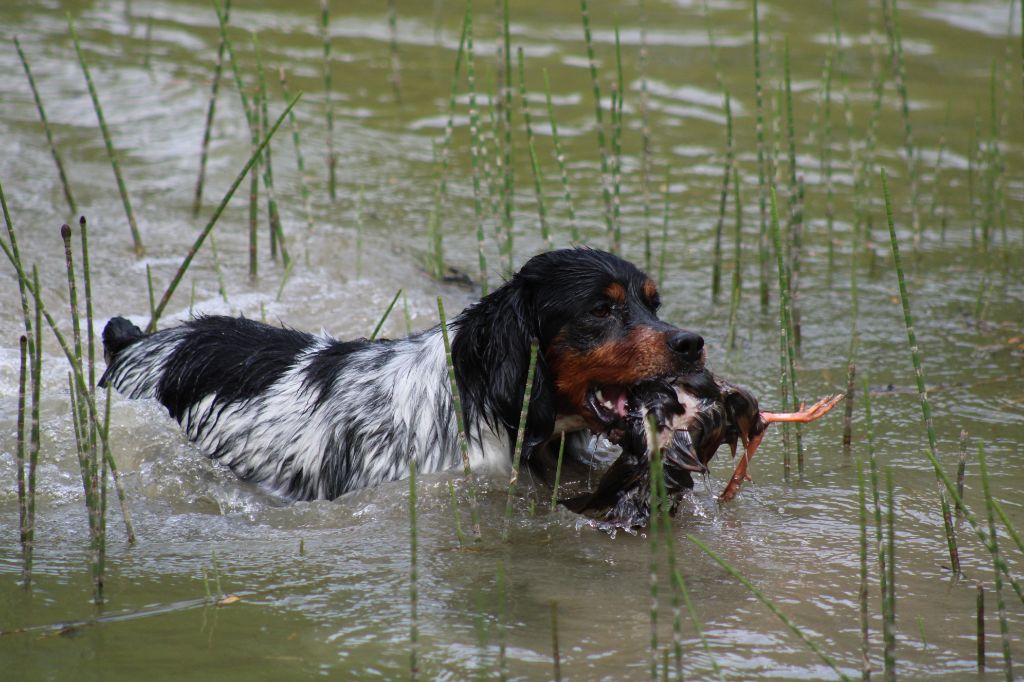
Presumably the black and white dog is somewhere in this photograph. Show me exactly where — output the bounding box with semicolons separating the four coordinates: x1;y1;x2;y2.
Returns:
99;249;705;503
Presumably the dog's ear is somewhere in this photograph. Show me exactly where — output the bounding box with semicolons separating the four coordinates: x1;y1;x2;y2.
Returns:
452;280;557;453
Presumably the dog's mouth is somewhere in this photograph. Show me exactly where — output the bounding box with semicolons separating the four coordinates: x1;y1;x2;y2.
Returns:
584;384;630;438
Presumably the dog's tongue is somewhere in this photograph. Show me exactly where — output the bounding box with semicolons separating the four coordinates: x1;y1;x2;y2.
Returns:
610;386;628;416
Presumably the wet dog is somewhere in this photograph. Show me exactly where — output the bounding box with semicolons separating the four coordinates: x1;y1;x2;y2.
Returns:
99;249;706;502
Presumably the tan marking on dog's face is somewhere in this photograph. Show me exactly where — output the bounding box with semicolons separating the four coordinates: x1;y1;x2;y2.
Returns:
604;281;626;304
547;327;682;429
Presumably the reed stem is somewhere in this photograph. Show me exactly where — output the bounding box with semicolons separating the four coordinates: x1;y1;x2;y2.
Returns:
409;457;418;679
690;535;851;681
437;296;481;542
979;445;1014;680
14;37;77;217
279;67;315;235
148;94;302;332
542;69;578;245
503;341;540;540
369;289;402;341
711;92;733;303
549;432;566;513
68;14;144;256
320;0;336;202
856;456;871;680
192;0;232;218
883;468;896;681
579;0;615;249
752;0;769;308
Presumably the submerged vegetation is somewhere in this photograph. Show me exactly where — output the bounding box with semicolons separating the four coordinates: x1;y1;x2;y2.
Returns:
0;0;1022;678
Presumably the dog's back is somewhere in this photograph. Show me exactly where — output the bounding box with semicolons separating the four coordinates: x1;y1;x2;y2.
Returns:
99;315;466;499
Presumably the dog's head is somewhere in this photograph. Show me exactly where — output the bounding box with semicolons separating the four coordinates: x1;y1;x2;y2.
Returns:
515;249;705;442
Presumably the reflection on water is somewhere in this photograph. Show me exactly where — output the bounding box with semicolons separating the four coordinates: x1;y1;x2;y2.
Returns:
0;0;1022;678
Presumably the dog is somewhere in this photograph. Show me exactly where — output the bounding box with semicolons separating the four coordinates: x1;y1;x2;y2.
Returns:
99;248;706;503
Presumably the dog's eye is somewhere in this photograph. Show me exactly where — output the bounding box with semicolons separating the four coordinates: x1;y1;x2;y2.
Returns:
649;295;661;312
591;302;613;318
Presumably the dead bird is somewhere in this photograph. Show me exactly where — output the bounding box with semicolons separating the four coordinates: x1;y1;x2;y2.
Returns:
562;369;843;530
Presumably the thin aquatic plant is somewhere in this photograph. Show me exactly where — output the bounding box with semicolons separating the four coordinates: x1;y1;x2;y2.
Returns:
148;95;302;332
549;432;566;513
427;7;470;279
279;67;315;235
690;535;851;681
68;14;144;256
752;0;769;308
369;289;402;341
883;468;896;681
409;457;418;680
881;169;960;575
579;0;615;248
726;167;742;352
320;0;336;202
979;445;1014;680
517;48;552;250
192;0;232;218
503;341;540;540
14;37;77;217
437;296;481;542
856;456;871;680
387;0;401;103
464;1;489;296
542;69;578;244
711;91;734;302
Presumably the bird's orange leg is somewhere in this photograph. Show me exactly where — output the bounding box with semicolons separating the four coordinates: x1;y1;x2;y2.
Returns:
719;394;844;501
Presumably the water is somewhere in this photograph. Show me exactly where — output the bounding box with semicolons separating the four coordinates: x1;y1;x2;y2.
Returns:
1;0;1022;678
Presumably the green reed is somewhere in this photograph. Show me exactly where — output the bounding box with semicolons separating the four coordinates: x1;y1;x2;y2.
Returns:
517;48;551;250
651;429;720;680
148;94;301;332
979;445;1013;680
426;8;469;279
146;264;156;322
1;180;33;357
880;0;920;243
856;456;870;680
690;534;850;681
551;601;562;682
752;0;769;308
639;0;652;268
14;37;77;217
252;33;289;267
409;457;418;679
16;336;28;581
647;417;661;680
369;289;402;341
503;341;539;541
499;0;514;276
711;91;733;303
465;1;488;296
279;67;315;235
437;296;481;542
68;14;144;256
579;0;615;248
726;167;742;353
387;0;401;103
320;0;336;202
978;583;986;671
447;480;467;547
248;95;260;282
192;0;232;218
497;559;508;679
610;27;624;254
542;69;578;244
881;169;961;575
769;187;800;475
992;500;1024;559
22;267;43;585
549;432;566;512
658;168;670;286
883;468;896;681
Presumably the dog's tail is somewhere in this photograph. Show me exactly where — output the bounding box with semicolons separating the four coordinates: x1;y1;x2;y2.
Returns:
98;316;146;387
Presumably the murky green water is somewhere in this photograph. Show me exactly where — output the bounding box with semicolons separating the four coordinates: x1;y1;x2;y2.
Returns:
1;0;1022;678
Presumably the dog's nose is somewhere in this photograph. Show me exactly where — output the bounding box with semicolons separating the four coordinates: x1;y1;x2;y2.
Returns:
668;331;704;361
